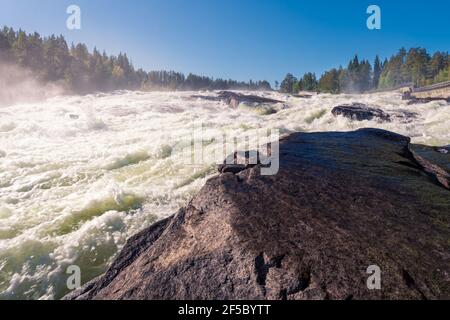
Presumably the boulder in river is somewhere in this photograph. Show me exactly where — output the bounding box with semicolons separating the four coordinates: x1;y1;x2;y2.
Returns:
65;128;450;300
192;91;283;109
292;93;314;99
406;97;450;105
332;103;391;122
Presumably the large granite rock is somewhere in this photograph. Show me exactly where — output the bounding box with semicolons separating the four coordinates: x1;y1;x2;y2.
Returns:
65;129;450;300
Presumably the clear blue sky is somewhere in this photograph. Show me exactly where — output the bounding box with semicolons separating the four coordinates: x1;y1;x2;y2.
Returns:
1;0;449;83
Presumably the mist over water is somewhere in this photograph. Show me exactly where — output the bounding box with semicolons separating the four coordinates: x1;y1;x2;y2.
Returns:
0;90;449;299
0;63;65;108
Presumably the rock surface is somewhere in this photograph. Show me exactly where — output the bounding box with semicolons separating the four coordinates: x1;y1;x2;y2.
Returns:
65;128;450;300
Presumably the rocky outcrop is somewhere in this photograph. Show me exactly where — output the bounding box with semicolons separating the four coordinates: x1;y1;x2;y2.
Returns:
332;103;391;122
405;97;450;105
65;128;450;300
332;103;418;123
292;93;313;99
192;91;283;108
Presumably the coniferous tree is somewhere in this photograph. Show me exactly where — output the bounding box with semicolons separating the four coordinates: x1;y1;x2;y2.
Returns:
299;73;318;91
435;64;450;82
0;26;272;94
428;52;448;83
280;73;297;93
318;69;340;93
297;48;449;94
0;30;11;60
373;55;382;89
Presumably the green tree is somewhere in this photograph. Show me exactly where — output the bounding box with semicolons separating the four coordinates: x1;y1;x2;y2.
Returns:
402;48;430;86
318;69;340;93
43;35;70;82
12;30;28;65
373;55;382;89
0;29;11;59
428;52;448;83
280;73;297;93
435;64;450;82
300;72;318;91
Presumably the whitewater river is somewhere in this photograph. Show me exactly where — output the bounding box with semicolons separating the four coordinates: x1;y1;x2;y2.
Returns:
0;90;449;299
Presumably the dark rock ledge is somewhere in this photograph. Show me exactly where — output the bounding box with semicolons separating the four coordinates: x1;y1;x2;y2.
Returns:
192;91;283;108
331;103;419;123
65;128;450;300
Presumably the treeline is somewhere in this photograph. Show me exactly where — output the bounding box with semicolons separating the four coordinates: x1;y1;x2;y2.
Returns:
0;26;271;93
143;70;271;91
280;48;450;94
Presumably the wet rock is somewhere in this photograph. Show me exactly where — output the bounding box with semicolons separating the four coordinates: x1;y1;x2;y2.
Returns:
292;93;313;99
218;91;283;107
409;144;450;189
332;103;391;122
389;109;419;123
192;91;283;109
406;97;450;105
65;128;450;300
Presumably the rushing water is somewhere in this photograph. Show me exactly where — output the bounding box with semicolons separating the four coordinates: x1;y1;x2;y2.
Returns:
0;90;449;299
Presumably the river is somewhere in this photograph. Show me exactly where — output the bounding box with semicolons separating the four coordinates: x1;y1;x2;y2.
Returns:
0;90;449;299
